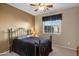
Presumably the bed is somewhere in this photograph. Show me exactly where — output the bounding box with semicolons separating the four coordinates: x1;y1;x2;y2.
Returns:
8;28;52;56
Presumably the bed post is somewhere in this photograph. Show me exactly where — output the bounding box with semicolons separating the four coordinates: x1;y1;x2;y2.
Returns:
39;40;41;56
50;35;52;41
49;35;52;50
10;28;13;53
8;28;12;53
8;29;11;53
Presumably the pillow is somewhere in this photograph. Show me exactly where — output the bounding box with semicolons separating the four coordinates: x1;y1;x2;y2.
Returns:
16;35;27;39
16;35;33;39
26;35;33;37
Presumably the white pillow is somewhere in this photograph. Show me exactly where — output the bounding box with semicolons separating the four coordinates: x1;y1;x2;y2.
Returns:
26;35;33;37
17;35;27;39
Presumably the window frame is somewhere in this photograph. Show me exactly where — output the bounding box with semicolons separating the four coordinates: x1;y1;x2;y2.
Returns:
42;14;62;35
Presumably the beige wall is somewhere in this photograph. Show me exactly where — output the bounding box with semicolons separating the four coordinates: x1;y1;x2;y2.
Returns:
77;7;79;46
0;3;35;53
35;6;79;50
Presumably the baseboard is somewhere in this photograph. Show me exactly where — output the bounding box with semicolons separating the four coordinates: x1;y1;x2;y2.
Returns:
54;44;77;51
0;50;9;55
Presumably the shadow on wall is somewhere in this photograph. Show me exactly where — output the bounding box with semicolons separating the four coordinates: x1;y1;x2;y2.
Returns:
0;30;9;53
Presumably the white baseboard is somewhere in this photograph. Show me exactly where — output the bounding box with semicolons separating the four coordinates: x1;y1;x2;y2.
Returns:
54;44;77;51
0;50;9;55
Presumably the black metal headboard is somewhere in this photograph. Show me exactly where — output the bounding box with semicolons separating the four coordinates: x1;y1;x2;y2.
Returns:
12;28;27;38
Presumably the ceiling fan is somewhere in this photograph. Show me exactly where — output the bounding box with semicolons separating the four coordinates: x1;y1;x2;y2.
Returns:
30;3;53;11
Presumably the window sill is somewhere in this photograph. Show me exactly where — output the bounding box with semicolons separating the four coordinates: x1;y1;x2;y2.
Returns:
43;32;61;35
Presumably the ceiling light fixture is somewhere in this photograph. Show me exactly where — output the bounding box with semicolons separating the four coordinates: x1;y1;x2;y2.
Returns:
30;3;53;11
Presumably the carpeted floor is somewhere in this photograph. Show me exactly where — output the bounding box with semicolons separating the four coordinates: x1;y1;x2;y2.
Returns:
0;45;76;56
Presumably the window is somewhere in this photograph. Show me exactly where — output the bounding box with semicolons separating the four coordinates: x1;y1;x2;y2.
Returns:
42;14;62;34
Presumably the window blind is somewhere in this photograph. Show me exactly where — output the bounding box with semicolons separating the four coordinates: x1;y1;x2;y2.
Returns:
42;14;62;21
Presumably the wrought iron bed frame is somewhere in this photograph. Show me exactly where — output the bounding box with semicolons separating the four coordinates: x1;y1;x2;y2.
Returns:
8;28;52;56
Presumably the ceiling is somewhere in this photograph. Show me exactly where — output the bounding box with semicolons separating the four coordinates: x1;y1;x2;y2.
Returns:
8;3;79;16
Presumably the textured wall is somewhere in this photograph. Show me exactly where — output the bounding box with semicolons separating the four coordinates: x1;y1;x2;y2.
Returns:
0;3;35;53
